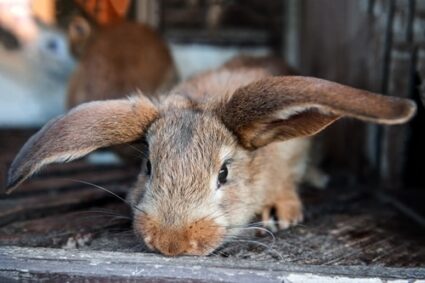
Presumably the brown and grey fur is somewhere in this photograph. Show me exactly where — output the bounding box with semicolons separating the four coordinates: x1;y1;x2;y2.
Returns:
5;59;416;256
67;17;178;108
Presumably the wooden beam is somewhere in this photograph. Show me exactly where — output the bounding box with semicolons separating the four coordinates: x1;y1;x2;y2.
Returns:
0;246;424;281
135;0;160;28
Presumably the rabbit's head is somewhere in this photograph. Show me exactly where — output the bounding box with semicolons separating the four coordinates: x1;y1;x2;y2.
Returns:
5;69;416;256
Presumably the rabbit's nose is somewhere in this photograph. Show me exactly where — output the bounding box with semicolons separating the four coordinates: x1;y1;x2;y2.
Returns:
134;213;225;256
157;241;186;256
46;38;58;52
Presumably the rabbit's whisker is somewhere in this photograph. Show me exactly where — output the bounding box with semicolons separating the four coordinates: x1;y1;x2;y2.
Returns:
128;143;148;159
67;178;145;214
224;239;283;260
76;210;131;219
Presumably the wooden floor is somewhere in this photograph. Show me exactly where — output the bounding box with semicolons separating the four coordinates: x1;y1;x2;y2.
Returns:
0;129;424;281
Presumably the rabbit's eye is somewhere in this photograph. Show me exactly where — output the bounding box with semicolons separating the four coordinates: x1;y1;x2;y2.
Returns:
146;160;151;176
217;163;228;188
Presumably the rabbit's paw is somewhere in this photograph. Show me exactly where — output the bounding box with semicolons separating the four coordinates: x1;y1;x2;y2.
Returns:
261;193;303;232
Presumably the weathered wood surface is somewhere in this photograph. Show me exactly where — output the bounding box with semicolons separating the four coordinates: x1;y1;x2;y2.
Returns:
3;185;424;267
419;46;425;106
0;186;128;226
380;45;413;189
0;246;424;282
296;0;384;181
1;166;134;196
0;203;130;248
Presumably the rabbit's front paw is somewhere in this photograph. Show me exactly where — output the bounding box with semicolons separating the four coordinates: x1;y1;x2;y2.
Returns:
261;192;303;232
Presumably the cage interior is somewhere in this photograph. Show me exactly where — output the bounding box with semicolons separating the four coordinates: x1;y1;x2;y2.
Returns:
0;0;424;280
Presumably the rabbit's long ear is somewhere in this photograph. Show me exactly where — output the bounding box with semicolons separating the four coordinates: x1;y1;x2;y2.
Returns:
6;96;158;193
220;76;416;150
68;16;92;56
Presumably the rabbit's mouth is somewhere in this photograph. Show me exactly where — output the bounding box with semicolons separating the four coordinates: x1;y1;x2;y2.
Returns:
133;213;225;256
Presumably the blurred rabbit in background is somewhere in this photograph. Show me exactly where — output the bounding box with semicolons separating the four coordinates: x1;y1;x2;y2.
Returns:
0;0;75;127
67;0;178;108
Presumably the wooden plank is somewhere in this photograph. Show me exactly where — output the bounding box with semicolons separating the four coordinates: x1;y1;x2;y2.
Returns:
0;185;130;226
3;167;137;196
380;45;414;188
0;203;130;247
161;0;282;35
297;0;386;180
393;0;414;44
135;0;160;28
0;246;424;282
0;160;137;199
419;47;425;107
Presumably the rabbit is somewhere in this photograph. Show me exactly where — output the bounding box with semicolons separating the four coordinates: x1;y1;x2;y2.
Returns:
67;16;178;108
5;60;416;256
0;16;74;127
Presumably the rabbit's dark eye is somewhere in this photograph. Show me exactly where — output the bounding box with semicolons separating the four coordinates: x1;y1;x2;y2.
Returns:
146;160;151;176
217;163;228;188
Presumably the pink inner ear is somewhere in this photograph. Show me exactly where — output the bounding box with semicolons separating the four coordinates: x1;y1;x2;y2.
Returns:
239;109;340;150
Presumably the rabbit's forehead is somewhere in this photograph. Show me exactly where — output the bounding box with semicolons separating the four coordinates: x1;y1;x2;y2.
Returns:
139;111;240;226
147;110;235;170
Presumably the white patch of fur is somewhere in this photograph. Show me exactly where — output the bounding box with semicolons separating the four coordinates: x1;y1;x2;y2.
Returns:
137;184;155;215
276;101;416;125
211;177;222;199
144;236;152;244
190;240;198;249
275;104;332;120
32;148;94;178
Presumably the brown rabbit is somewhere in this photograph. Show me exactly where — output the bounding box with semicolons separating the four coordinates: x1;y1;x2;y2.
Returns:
67;16;178;107
6;61;416;256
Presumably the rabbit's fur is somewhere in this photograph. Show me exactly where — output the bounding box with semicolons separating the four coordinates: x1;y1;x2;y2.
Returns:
67;17;178;108
6;59;416;256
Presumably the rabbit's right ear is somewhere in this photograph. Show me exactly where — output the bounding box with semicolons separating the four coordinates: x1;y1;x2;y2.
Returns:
6;96;158;193
219;76;416;150
68;16;92;56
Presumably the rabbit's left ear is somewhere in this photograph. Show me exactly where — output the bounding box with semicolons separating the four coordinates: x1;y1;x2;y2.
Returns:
220;76;416;150
5;96;158;193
